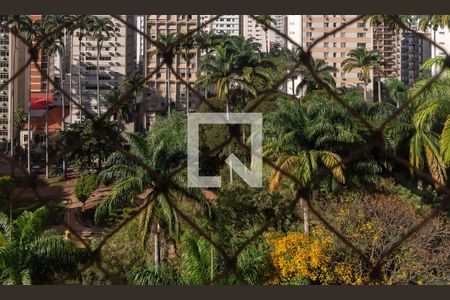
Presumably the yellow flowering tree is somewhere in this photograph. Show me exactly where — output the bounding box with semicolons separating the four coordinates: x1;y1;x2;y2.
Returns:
267;231;363;285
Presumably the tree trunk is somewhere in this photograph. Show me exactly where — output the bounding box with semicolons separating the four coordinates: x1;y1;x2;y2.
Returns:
45;62;49;179
153;223;161;274
61;46;66;178
210;245;214;282
265;30;269;53
377;73;382;103
300;197;310;235
363;81;368;101
8;40;15;177
78;37;83;121
186;57;190;114
96;44;101;117
376;30;381;103
166;65;171;116
25;48;31;174
27;91;31;174
292;78;295;96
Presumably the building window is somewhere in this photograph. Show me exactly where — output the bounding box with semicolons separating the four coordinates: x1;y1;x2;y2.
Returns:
357;33;366;38
357;43;366;48
341;42;346;48
324;42;329;48
324;22;329;27
340;32;346;37
357;22;366;28
324;52;329;58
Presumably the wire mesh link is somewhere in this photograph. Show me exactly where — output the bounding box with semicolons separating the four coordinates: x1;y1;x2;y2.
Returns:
1;14;449;285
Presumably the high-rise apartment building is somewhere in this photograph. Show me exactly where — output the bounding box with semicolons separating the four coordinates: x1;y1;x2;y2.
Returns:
287;15;376;100
69;15;136;123
427;26;450;75
373;24;402;81
0;16;29;147
242;15;267;50
0;16;12;143
200;15;241;36
268;15;288;48
401;22;426;87
143;15;200;129
136;15;145;68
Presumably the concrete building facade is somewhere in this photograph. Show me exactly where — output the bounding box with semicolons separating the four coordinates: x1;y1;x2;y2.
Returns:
143;15;200;129
69;15;136;123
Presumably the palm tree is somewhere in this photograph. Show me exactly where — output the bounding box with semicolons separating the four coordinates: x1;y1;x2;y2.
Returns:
37;18;64;179
296;57;337;95
253;15;275;53
7;16;35;174
73;15;95;121
342;48;383;101
43;15;74;178
177;33;197;114
104;88;133;125
89;16;114;117
123;72;148;132
196;36;274;112
97;113;208;273
264;100;345;235
275;46;302;96
195;30;222;54
421;55;447;75
418;15;450;74
0;207;86;284
386;76;449;189
150;33;179;115
384;78;408;108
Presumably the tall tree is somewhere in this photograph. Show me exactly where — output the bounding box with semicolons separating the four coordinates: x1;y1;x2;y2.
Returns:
0;207;87;284
296;57;337;95
123;71;147;132
37;17;64;179
97;113;209;273
8;16;37;174
73;15;96;121
177;32;197;114
265;100;346;235
151;33;179;115
253;15;275;53
89;16;114;117
342;48;383;101
104;88;133;125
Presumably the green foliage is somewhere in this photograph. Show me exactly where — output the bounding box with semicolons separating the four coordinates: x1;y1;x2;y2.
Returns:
13;108;27;131
74;175;98;204
0;207;88;284
59;119;123;173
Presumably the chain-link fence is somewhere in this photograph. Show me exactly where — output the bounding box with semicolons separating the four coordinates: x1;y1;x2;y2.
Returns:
0;14;449;285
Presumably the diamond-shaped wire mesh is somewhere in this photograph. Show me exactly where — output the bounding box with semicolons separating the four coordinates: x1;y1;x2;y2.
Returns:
0;14;449;285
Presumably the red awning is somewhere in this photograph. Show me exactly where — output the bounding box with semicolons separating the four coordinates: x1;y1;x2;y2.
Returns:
31;93;54;109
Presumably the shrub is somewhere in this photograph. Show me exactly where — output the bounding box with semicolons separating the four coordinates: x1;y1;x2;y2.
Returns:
74;175;98;206
316;191;450;284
